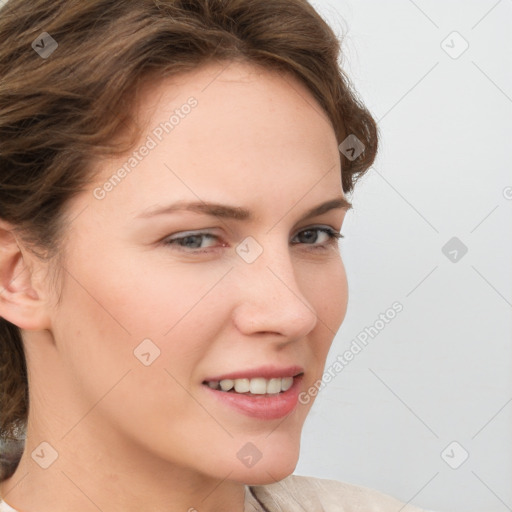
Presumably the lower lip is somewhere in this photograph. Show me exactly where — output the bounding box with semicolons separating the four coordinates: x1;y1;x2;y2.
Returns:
202;375;303;420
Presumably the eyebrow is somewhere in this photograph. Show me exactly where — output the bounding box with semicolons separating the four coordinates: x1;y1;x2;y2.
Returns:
136;196;352;221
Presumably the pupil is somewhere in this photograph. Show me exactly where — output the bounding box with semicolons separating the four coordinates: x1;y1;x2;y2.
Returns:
300;230;316;243
184;236;201;248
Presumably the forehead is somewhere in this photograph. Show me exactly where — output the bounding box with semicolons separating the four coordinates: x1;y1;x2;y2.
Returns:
84;59;343;222
135;58;337;153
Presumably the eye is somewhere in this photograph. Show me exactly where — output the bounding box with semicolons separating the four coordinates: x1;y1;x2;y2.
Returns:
163;226;343;254
290;226;343;249
163;232;222;253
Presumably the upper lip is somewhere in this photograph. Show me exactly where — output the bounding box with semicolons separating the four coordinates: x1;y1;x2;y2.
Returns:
203;365;304;382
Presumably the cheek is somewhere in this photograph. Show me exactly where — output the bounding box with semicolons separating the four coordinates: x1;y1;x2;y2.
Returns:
326;260;348;327
60;245;222;337
301;256;348;376
51;266;223;449
302;255;348;332
53;252;227;392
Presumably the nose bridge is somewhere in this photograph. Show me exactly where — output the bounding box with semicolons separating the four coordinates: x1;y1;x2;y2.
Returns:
232;234;318;336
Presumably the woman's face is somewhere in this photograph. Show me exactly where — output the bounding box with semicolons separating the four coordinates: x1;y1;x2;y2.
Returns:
45;60;350;485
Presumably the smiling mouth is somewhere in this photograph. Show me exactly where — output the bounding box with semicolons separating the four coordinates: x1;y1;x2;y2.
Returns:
202;374;304;395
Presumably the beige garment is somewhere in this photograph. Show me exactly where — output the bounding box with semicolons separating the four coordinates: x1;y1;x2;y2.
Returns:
245;474;429;511
0;474;429;512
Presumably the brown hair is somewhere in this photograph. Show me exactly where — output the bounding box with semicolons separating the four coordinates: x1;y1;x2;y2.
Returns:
0;0;378;479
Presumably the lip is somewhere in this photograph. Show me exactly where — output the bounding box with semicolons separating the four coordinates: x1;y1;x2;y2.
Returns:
202;373;304;420
202;365;304;382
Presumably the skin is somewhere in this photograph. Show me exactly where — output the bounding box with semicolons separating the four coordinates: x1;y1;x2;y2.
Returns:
0;59;350;512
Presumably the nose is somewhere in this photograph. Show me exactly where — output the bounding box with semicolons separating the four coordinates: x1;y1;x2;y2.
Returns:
231;238;318;341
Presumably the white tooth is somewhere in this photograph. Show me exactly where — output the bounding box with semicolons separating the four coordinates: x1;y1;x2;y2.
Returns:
281;377;293;392
234;378;250;393
219;379;234;391
249;378;267;394
207;380;219;389
266;378;282;394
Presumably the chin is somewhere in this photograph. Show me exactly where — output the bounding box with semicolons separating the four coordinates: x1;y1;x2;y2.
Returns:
229;445;300;486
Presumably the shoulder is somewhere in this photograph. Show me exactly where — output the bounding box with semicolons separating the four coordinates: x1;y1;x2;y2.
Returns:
248;474;428;512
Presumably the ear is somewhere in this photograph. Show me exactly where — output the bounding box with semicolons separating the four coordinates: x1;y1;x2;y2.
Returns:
0;220;52;331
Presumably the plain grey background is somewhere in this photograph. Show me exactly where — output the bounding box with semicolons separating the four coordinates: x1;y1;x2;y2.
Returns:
0;0;510;511
294;2;512;512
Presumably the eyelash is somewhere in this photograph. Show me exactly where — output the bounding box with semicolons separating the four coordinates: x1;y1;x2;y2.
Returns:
163;227;344;254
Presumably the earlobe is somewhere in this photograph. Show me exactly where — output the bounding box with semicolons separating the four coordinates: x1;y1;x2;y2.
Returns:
0;220;52;331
